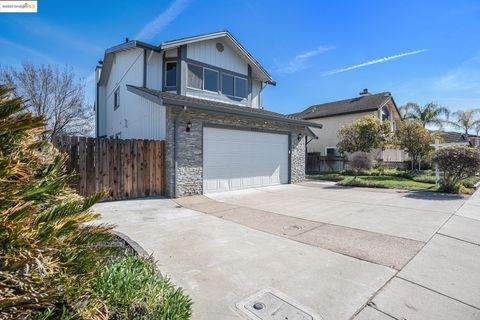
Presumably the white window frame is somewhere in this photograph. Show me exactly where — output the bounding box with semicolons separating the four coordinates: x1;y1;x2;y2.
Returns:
221;72;247;99
325;146;337;156
114;87;120;110
164;61;177;87
186;63;219;93
186;63;203;91
220;72;235;97
184;62;248;99
234;76;248;99
203;67;219;93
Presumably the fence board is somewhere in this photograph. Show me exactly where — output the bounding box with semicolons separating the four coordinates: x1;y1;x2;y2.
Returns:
54;136;166;200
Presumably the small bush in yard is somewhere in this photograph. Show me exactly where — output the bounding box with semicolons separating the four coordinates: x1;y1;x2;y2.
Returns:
79;254;192;320
349;151;374;177
433;146;480;193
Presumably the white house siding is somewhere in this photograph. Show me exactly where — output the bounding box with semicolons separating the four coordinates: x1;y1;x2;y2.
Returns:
186;39;248;76
307;111;376;154
165;49;177;58
104;48;166;140
146;51;163;90
251;80;262;108
123;97;166;140
97;85;107;136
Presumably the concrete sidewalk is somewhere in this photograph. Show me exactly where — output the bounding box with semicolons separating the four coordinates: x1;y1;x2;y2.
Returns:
355;187;480;320
93;185;480;320
94;197;395;320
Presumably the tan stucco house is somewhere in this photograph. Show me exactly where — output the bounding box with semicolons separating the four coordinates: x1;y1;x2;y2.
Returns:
294;89;404;162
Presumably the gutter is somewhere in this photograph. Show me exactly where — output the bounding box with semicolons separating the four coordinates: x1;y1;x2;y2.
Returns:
126;85;322;129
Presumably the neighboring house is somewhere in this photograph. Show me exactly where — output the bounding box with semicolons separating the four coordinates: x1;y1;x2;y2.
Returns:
94;31;321;197
293;89;404;162
432;131;477;147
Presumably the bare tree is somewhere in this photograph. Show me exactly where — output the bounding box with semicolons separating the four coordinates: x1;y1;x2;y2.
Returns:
1;62;93;140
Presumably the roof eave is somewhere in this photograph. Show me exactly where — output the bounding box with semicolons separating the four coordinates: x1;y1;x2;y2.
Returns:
99;40;161;85
126;85;321;129
301;108;380;120
161;31;274;84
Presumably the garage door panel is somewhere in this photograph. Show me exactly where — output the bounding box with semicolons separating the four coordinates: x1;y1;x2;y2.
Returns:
203;127;288;193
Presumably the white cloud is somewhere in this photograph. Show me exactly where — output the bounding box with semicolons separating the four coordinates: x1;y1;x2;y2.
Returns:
276;45;335;74
433;55;480;93
322;49;428;76
0;37;55;63
17;20;103;55
136;0;190;40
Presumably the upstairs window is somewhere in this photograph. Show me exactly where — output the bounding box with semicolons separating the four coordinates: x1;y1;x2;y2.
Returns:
221;74;234;96
165;62;177;87
186;62;247;98
114;87;120;110
204;68;219;92
187;64;203;89
235;77;247;98
222;73;247;98
381;107;390;121
187;64;219;92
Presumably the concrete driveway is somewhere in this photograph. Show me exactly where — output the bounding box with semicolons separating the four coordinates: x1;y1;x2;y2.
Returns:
94;183;480;320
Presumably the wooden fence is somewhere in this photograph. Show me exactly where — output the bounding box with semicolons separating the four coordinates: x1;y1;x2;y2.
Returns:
306;153;407;173
306;153;346;173
53;136;166;200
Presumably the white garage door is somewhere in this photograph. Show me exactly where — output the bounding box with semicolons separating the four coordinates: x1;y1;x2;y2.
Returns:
203;127;289;193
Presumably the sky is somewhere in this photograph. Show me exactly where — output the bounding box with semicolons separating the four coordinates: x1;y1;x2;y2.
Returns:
1;0;480;119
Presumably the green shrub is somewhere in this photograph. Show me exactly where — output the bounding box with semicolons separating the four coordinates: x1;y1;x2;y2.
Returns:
0;86;116;319
462;176;480;189
338;176;436;189
434;146;480;193
307;173;344;182
349;151;375;175
340;168;410;178
79;254;192;320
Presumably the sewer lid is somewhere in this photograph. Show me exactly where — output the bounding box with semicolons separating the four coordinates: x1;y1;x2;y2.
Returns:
237;290;314;320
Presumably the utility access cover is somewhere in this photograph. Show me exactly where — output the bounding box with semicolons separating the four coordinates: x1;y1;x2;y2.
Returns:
236;289;315;320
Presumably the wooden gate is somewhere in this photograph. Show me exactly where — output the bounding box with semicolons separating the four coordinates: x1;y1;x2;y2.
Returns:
54;136;166;200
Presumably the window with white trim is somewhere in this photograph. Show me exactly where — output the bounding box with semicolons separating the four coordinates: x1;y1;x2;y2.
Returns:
325;147;336;156
187;63;219;93
114;87;120;110
221;73;234;96
234;77;247;98
204;68;219;92
221;73;247;98
186;63;247;98
187;64;202;89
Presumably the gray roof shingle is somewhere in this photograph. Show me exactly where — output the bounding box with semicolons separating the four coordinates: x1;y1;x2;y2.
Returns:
293;92;393;119
432;131;472;145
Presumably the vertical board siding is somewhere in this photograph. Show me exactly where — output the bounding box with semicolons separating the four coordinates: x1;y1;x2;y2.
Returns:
53;136;166;200
187;39;248;75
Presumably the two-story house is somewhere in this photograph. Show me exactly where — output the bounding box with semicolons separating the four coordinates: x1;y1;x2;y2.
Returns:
294;89;404;162
95;31;322;197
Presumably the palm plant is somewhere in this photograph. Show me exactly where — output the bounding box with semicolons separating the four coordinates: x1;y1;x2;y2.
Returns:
448;109;480;135
399;102;450;128
0;86;116;319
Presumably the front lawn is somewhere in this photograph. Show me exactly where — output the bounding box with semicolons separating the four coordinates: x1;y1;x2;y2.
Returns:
307;169;476;194
338;175;436;189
